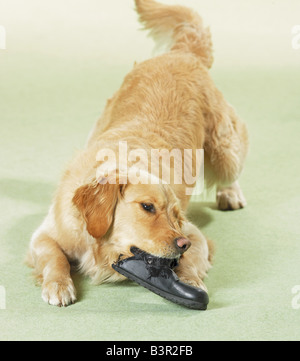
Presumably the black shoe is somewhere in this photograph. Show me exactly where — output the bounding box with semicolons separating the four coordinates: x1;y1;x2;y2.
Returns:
112;247;209;310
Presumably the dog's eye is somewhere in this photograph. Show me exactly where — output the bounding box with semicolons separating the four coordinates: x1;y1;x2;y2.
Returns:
141;203;156;214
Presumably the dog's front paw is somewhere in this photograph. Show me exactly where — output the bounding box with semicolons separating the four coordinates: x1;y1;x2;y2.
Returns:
179;277;208;292
42;278;77;307
217;182;247;211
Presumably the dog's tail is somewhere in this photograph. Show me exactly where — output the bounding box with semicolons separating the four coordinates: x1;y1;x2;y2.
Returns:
135;0;213;68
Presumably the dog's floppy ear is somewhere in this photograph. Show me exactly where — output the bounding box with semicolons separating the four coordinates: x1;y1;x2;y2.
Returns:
72;179;122;239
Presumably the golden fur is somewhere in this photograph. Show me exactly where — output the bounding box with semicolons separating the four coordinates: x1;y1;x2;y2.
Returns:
27;0;248;307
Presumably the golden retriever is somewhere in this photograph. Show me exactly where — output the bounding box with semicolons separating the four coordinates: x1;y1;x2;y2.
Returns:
26;0;248;306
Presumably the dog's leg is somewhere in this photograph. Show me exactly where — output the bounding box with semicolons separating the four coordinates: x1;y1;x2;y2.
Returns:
175;222;213;291
203;91;249;211
29;233;76;307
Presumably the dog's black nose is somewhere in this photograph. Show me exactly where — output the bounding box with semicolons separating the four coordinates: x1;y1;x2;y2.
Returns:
174;237;191;254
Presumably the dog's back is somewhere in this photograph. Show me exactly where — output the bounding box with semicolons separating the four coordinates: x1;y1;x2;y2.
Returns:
88;0;216;152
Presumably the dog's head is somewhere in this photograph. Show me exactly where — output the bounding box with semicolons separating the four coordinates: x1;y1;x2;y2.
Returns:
72;173;191;259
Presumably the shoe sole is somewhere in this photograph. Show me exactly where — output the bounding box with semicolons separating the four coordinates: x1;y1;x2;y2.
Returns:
112;264;208;310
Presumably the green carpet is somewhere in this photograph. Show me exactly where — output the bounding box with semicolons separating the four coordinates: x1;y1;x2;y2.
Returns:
1;0;300;341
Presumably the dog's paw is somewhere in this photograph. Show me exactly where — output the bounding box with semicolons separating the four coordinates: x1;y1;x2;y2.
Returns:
217;182;247;211
42;278;77;307
179;277;208;292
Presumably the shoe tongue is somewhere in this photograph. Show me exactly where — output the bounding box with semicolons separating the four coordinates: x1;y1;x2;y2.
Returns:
130;247;178;268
